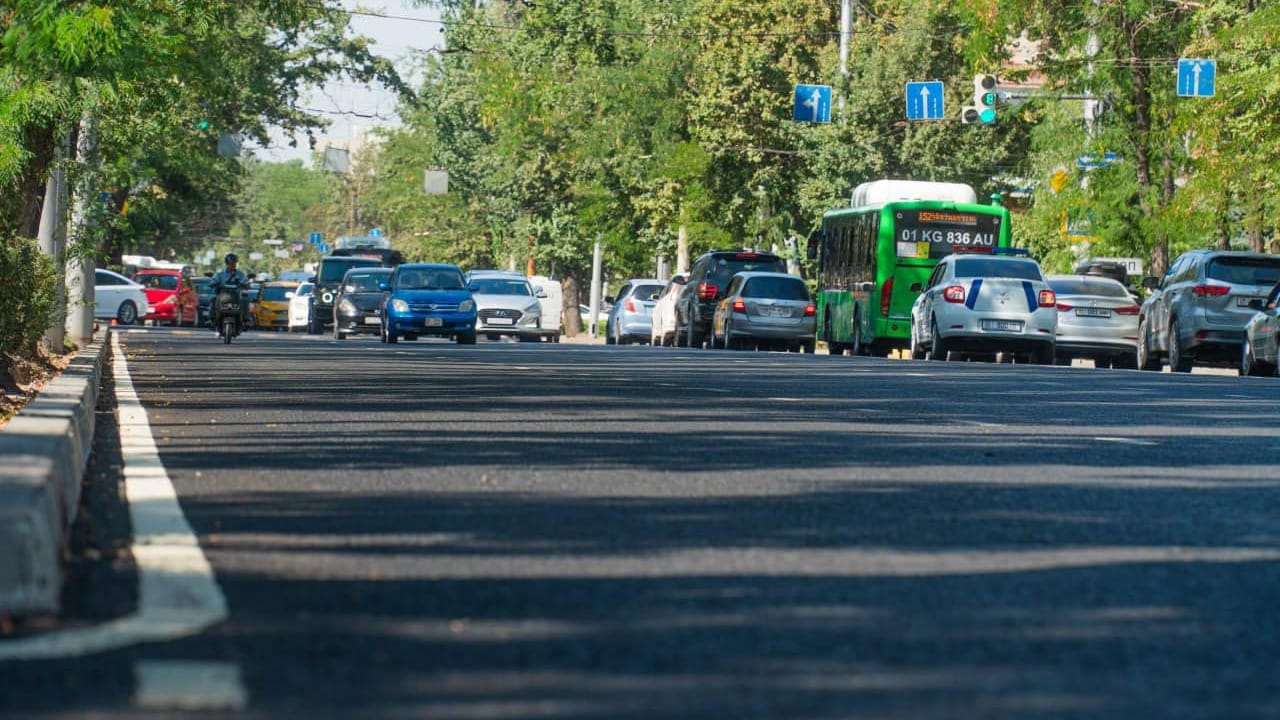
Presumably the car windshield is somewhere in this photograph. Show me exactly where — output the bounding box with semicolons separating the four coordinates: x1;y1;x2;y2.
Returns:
261;286;291;302
1207;257;1280;286
319;260;376;283
954;258;1043;280
707;257;785;288
398;269;465;290
469;278;531;295
297;283;313;296
137;274;178;290
193;279;213;294
630;284;664;301
346;273;388;292
742;277;809;300
1048;278;1130;298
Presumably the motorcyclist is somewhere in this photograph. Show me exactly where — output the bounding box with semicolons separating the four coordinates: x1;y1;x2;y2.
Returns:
209;253;249;331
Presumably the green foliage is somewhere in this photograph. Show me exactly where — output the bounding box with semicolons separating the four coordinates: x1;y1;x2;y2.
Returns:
0;236;57;357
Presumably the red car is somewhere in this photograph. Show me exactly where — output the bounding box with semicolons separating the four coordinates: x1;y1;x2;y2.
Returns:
134;269;200;326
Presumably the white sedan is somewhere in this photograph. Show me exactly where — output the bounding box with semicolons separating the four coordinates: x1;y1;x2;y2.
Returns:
649;274;686;346
289;281;314;331
94;268;149;325
910;252;1058;364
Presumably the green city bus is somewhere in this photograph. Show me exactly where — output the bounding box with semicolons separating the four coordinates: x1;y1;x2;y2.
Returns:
808;180;1013;356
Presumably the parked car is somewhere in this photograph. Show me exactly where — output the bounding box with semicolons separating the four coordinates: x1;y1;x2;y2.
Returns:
579;302;612;331
192;277;215;327
311;256;382;334
1138;250;1280;372
711;272;816;352
909;251;1057;364
605;279;665;345
289;281;314;332
674;250;787;348
649;275;686;346
465;270;545;341
333;267;392;340
1074;260;1142;301
382;264;476;344
134;268;199;326
253;281;299;331
1241;281;1280;377
1046;275;1141;368
93;268;149;325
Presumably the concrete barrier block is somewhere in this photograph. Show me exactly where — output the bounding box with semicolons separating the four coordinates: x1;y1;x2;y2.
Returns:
0;480;62;615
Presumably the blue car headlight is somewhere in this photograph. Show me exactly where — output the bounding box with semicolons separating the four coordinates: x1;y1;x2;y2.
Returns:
391;298;409;313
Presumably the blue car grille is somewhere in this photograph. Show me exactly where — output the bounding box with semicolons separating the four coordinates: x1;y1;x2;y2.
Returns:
409;302;460;313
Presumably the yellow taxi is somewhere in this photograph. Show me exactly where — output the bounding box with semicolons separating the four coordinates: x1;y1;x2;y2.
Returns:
254;281;299;330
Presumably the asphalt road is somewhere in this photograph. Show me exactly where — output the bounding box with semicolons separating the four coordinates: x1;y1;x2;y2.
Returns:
5;326;1280;719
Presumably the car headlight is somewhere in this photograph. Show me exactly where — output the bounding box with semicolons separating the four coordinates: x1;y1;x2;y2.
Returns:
459;299;474;313
391;298;409;313
338;298;357;314
321;291;334;304
523;302;541;314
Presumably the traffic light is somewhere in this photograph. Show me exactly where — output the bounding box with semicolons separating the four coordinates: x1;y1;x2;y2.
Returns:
961;74;998;124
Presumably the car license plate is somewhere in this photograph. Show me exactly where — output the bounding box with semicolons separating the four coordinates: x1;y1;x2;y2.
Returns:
364;317;380;325
424;317;443;328
981;319;1024;332
1075;307;1111;318
761;306;789;317
487;317;514;326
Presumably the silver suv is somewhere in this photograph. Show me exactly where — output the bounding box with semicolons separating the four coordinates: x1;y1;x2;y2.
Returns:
1138;250;1280;372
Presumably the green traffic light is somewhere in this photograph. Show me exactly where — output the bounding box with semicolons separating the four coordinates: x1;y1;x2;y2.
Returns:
195;119;210;130
979;108;996;123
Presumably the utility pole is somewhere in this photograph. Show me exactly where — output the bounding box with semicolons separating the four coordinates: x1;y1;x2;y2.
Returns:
588;239;603;337
66;112;99;348
838;0;853;109
676;225;689;275
37;135;70;350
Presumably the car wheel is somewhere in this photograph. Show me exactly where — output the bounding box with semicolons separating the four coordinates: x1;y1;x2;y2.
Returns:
1168;319;1192;373
686;319;703;349
116;301;138;326
456;331;477;345
333;324;345;340
605;321;616;345
1033;343;1055;365
849;316;863;356
1137;320;1160;371
1112;353;1138;370
929;319;948;361
804;339;817;354
909;321;926;360
308;316;322;335
824;314;843;356
1242;336;1272;377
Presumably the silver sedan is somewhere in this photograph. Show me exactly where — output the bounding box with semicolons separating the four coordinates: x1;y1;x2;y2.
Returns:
1241;282;1280;376
1047;275;1141;368
710;272;816;352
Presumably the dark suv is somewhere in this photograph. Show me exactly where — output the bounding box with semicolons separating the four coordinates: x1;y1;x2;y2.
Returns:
309;256;381;334
674;250;786;348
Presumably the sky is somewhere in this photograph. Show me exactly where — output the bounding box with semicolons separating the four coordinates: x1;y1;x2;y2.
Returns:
252;0;444;164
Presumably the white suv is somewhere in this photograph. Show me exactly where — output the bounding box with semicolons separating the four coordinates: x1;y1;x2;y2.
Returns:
909;252;1058;364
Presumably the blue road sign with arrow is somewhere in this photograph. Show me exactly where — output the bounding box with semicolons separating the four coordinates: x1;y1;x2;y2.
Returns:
905;81;945;121
1177;58;1216;98
317;242;330;254
793;84;832;124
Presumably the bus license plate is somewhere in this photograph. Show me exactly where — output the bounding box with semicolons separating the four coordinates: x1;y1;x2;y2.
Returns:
981;319;1023;332
1075;307;1111;318
424;317;443;328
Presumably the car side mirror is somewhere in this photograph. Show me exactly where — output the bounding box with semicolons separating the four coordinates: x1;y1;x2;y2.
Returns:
535;288;548;299
285;291;295;299
308;276;317;283
909;282;923;293
604;296;614;304
1141;276;1160;291
673;275;687;285
379;282;390;292
343;285;355;294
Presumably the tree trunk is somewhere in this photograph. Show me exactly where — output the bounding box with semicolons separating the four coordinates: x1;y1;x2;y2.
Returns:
561;273;583;337
7;124;57;239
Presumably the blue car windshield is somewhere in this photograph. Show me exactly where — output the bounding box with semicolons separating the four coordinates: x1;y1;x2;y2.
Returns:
397;270;465;290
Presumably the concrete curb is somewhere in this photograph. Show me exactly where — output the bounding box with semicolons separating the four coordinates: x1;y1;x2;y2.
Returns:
0;328;111;617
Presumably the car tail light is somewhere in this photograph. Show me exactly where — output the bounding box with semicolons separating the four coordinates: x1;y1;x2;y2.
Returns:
1115;305;1140;315
734;252;759;259
1038;289;1056;307
803;304;816;317
732;299;746;313
943;285;966;303
698;282;718;300
1056;303;1073;311
1192;284;1229;297
625;298;636;313
880;277;894;316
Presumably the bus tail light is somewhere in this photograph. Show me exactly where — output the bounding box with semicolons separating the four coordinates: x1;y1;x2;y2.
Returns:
880;278;894;316
732;299;746;313
1191;284;1229;297
803;304;816;317
1115;305;1140;315
1038;289;1056;307
943;285;966;303
698;283;718;300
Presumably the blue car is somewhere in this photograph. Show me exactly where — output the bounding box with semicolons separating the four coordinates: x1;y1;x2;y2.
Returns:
380;263;477;344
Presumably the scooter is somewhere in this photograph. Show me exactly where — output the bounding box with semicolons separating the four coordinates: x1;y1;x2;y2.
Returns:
215;287;244;344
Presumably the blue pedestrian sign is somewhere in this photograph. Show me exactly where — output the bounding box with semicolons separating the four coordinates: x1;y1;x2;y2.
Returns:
793;84;832;124
309;231;322;245
1177;58;1216;98
317;242;330;254
905;81;945;121
369;228;383;238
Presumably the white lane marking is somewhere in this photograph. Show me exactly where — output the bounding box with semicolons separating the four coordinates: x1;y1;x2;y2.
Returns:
0;334;228;660
1093;436;1159;446
134;660;247;710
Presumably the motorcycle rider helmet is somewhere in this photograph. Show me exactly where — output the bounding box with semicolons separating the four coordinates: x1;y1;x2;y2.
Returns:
224;253;238;265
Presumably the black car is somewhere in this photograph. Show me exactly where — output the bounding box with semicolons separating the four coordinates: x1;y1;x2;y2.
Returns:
193;277;215;327
333;267;393;340
673;250;787;348
310;256;381;334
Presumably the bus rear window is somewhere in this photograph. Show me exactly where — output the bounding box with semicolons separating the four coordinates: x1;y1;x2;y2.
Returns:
893;209;1002;259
